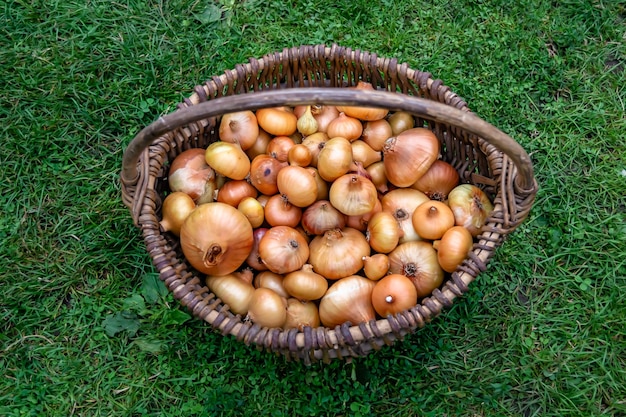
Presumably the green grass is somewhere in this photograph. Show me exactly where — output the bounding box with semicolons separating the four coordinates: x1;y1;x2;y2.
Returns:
1;0;625;415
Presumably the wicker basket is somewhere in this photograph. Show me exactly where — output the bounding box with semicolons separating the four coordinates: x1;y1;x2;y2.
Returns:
121;44;537;364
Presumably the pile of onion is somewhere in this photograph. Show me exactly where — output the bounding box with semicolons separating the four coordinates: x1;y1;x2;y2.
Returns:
160;82;495;330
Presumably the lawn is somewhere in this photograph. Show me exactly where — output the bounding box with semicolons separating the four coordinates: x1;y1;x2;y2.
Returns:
1;0;625;416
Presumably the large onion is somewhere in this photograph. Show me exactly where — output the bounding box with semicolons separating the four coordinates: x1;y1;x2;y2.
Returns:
168;148;217;204
308;227;370;280
180;202;253;276
383;127;440;187
319;275;376;328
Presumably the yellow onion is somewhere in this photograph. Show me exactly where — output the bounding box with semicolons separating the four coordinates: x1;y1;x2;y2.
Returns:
159;192;196;236
218;111;259;150
300;132;329;167
387;111;414;135
249;154;287;196
388;241;444;298
301;200;346;235
276;165;318;207
264;194;302;227
337;81;389;121
366;211;402;253
329;174;378;216
168;148;217;204
245;129;272;160
411;160;459;201
247;288;288;328
345;197;381;232
237;196;264;228
362;118;393;151
447;184;495;236
283;298;321;330
319;275;376;327
351;140;382;168
308;227;370;280
362;254;390;281
253;270;289;299
296;105;319;136
258;226;310;274
434;226;474;273
205;141;250;181
305;167;329;201
311;105;340;133
326;112;363;141
267;135;295;162
371;274;418;317
256;107;297;136
287;144;313;167
206;274;255;315
383;127;440;187
180;202;253;276
366;161;389;193
381;188;430;243
411;200;455;240
216;179;257;207
283;264;328;301
317;136;353;182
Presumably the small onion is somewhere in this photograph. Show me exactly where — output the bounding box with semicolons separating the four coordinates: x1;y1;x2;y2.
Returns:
319;275;376;328
168;148;217;204
329;174;378;216
366;161;389;193
237;196;264;228
258;226;310;274
381;188;430;243
218;111;259;150
362;254;390;281
206;274;255;315
247;288;288;328
276;165;318;207
351;140;382;168
371;274;418;317
267;135;296;162
264;194;302;227
300;132;329;167
447;184;495;236
388;241;444;298
283;298;320;330
308;227;370;280
383;127;440;187
159;192;196;236
180;202;253;276
387;111;414;135
245;129;272;160
326;112;363;141
301;200;346;235
253;270;289;298
311;105;339;133
249;154;287;196
288;144;313;167
411;160;460;201
296;105;319;136
205;141;250;181
256;107;297;136
434;226;474;273
362;119;393;151
366;211;402;253
411;200;455;240
216;179;257;207
283;264;328;301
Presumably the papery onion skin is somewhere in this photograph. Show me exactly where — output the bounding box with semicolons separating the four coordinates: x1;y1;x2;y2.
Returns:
247;288;288;328
329;174;378;216
180;202;253;276
411;160;459;201
206;274;255;315
267;135;296;162
296;106;319;136
245;129;272;160
362;119;393;151
283;298;321;331
345;197;382;232
311;105;339;133
383;127;440;187
319;275;376;328
288;144;313;167
447;184;495;236
435;226;474;273
160;191;196;236
301;132;329;167
305;167;330;201
388;241;444;298
258;226;310;274
308;227;370;280
168;148;217;204
371;274;418;317
351;140;382;168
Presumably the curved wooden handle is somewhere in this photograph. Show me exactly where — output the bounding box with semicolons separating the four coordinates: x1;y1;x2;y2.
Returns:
121;88;535;192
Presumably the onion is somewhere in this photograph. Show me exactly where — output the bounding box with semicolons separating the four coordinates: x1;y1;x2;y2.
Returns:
371;274;418;317
267;135;295;162
411;160;460;201
434;226;474;273
247;288;288;328
258;226;310;274
305;167;329;201
362;118;393;151
206;274;255;315
249;154;287;196
159;192;196;236
311;105;339;133
245;129;272;160
317;136;353;182
319;275;376;327
180;202;253;276
326;112;363;141
345;197;381;232
287;144;313;167
387;111;414;135
205;141;250;181
300;132;329;167
216;179;257;207
276;165;318;207
329;174;378;216
256;107;297;136
388;241;444;298
246;227;268;271
383;127;440;187
366;161;389;193
351;140;382;168
253;271;289;298
237;196;264;228
366;211;402;253
381;188;430;243
283;264;328;301
301;200;346;235
296;105;319;136
308;227;370;280
218;111;259;150
447;184;494;236
337;81;389;121
362;254;390;281
167;148;217;204
411;200;455;240
283;298;320;330
264;194;302;227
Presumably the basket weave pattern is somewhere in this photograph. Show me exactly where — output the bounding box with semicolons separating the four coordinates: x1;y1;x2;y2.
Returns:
121;44;537;364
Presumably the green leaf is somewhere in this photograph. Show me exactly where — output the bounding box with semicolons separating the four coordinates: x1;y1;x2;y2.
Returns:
122;293;147;313
161;309;191;326
141;273;168;304
194;4;222;25
133;337;165;354
102;312;140;337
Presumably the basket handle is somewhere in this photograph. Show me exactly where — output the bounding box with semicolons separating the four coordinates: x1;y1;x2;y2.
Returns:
121;88;535;197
